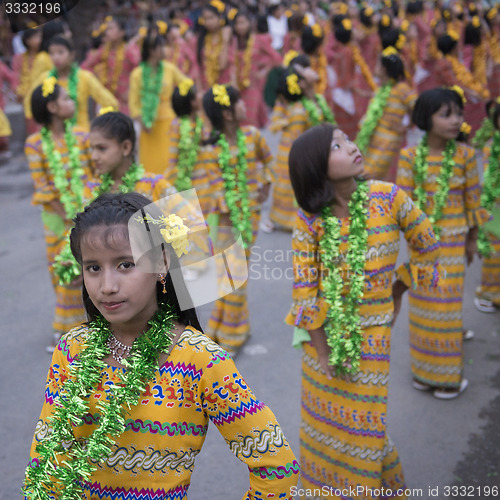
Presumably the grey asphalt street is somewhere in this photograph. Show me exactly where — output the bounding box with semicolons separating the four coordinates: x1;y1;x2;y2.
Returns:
1;114;499;499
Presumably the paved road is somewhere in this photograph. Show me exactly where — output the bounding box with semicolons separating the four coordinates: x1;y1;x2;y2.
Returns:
1;120;499;499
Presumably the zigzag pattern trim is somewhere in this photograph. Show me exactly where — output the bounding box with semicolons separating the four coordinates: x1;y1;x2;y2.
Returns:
209;398;266;427
159;361;203;381
82;482;189;500
248;460;300;479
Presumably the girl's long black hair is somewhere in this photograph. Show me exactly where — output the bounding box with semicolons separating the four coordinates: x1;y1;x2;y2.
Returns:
70;192;203;332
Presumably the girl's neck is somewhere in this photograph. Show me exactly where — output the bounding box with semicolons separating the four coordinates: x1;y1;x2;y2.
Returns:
111;157;134;183
222;123;239;143
147;57;161;69
237;33;249;49
331;178;359;215
48;117;66;136
303;87;316;100
189;110;198;121
109;39;123;50
427;131;450;153
57;65;72;78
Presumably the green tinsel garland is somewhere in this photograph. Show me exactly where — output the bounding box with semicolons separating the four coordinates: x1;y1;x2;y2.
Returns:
23;306;176;500
217;129;253;248
49;64;79;126
478;131;500;257
355;83;393;154
140;61;164;129
472;116;494;150
302;94;336;126
175;116;203;192
320;179;369;375
54;163;145;285
413;135;456;240
41;120;84;220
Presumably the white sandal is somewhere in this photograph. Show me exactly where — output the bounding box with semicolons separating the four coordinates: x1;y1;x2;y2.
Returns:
433;379;468;400
260;219;274;233
474;297;496;313
463;329;475;341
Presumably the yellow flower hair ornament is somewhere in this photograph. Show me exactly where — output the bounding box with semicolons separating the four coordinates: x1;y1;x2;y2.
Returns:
341;18;353;31
312;23;323;38
447;29;459;41
178;78;194;97
395;33;406;49
381;14;391;27
449;85;467;104
384;0;392;7
228;8;237;21
400;19;410;32
382;46;399;58
471;16;480;28
460;122;471;135
487;8;498;20
496;96;500;105
210;0;225;14
286;73;302;96
364;6;374;17
157;20;168;35
285;9;293;18
98;106;117;116
105;15;112;23
42;76;57;98
283;50;299;67
138;26;148;38
212;84;231;107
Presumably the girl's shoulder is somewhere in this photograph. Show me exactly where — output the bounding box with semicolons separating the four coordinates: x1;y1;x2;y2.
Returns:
25;131;43;148
57;324;91;361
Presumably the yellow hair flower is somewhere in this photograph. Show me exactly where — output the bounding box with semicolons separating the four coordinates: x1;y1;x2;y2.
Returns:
384;0;391;7
447;29;459;41
178;78;194;97
159;214;190;258
212;84;231;107
286;73;302;96
487;8;498;20
210;0;225;14
92;29;100;38
381;14;391;27
460;122;471;135
496;96;500;105
364;6;374;17
105;15;112;23
401;19;409;32
443;9;451;19
312;23;323;38
283;50;299;67
395;33;406;49
285;9;293;18
228;8;237;21
138;26;148;38
157;20;168;35
342;18;353;31
303;14;311;25
449;85;467;104
382;46;399;58
99;23;107;34
42;76;57;98
471;16;480;28
333;2;348;15
98;106;117;116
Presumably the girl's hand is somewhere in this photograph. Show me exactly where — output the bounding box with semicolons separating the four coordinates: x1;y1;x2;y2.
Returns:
309;327;335;379
67;275;83;289
140;119;151;134
257;183;271;203
391;279;409;327
466;226;478;266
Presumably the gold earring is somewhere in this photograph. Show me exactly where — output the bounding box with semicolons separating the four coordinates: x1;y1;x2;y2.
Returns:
159;274;167;294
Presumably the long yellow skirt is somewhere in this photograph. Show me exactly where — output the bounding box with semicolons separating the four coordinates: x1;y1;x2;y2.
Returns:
205;213;260;354
0;108;12;137
409;232;465;389
476;232;500;305
300;325;407;499
269;148;297;231
41;212;86;338
139;118;172;175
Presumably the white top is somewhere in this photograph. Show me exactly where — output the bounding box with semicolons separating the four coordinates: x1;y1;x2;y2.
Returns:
267;14;288;50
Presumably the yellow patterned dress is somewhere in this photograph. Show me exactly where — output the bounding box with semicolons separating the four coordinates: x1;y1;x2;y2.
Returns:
397;143;489;388
476;139;500;306
285;181;441;498
26;325;300;499
204;126;275;354
25;127;92;338
268;100;315;231
363;81;417;182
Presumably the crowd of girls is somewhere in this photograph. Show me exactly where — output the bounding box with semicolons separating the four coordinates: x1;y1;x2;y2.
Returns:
14;1;500;499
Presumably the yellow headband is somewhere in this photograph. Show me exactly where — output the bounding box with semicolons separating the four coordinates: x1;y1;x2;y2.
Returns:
311;23;323;38
42;76;57;98
213;84;231;107
178;78;194;97
342;18;353;31
137;214;190;258
98;106;117;116
382;46;399;58
283;50;299;67
286;73;302;96
449;85;467;104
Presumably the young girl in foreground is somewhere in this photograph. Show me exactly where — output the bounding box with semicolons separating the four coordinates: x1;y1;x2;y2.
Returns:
25;79;91;348
397;87;489;398
24;192;299;499
285;124;441;497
